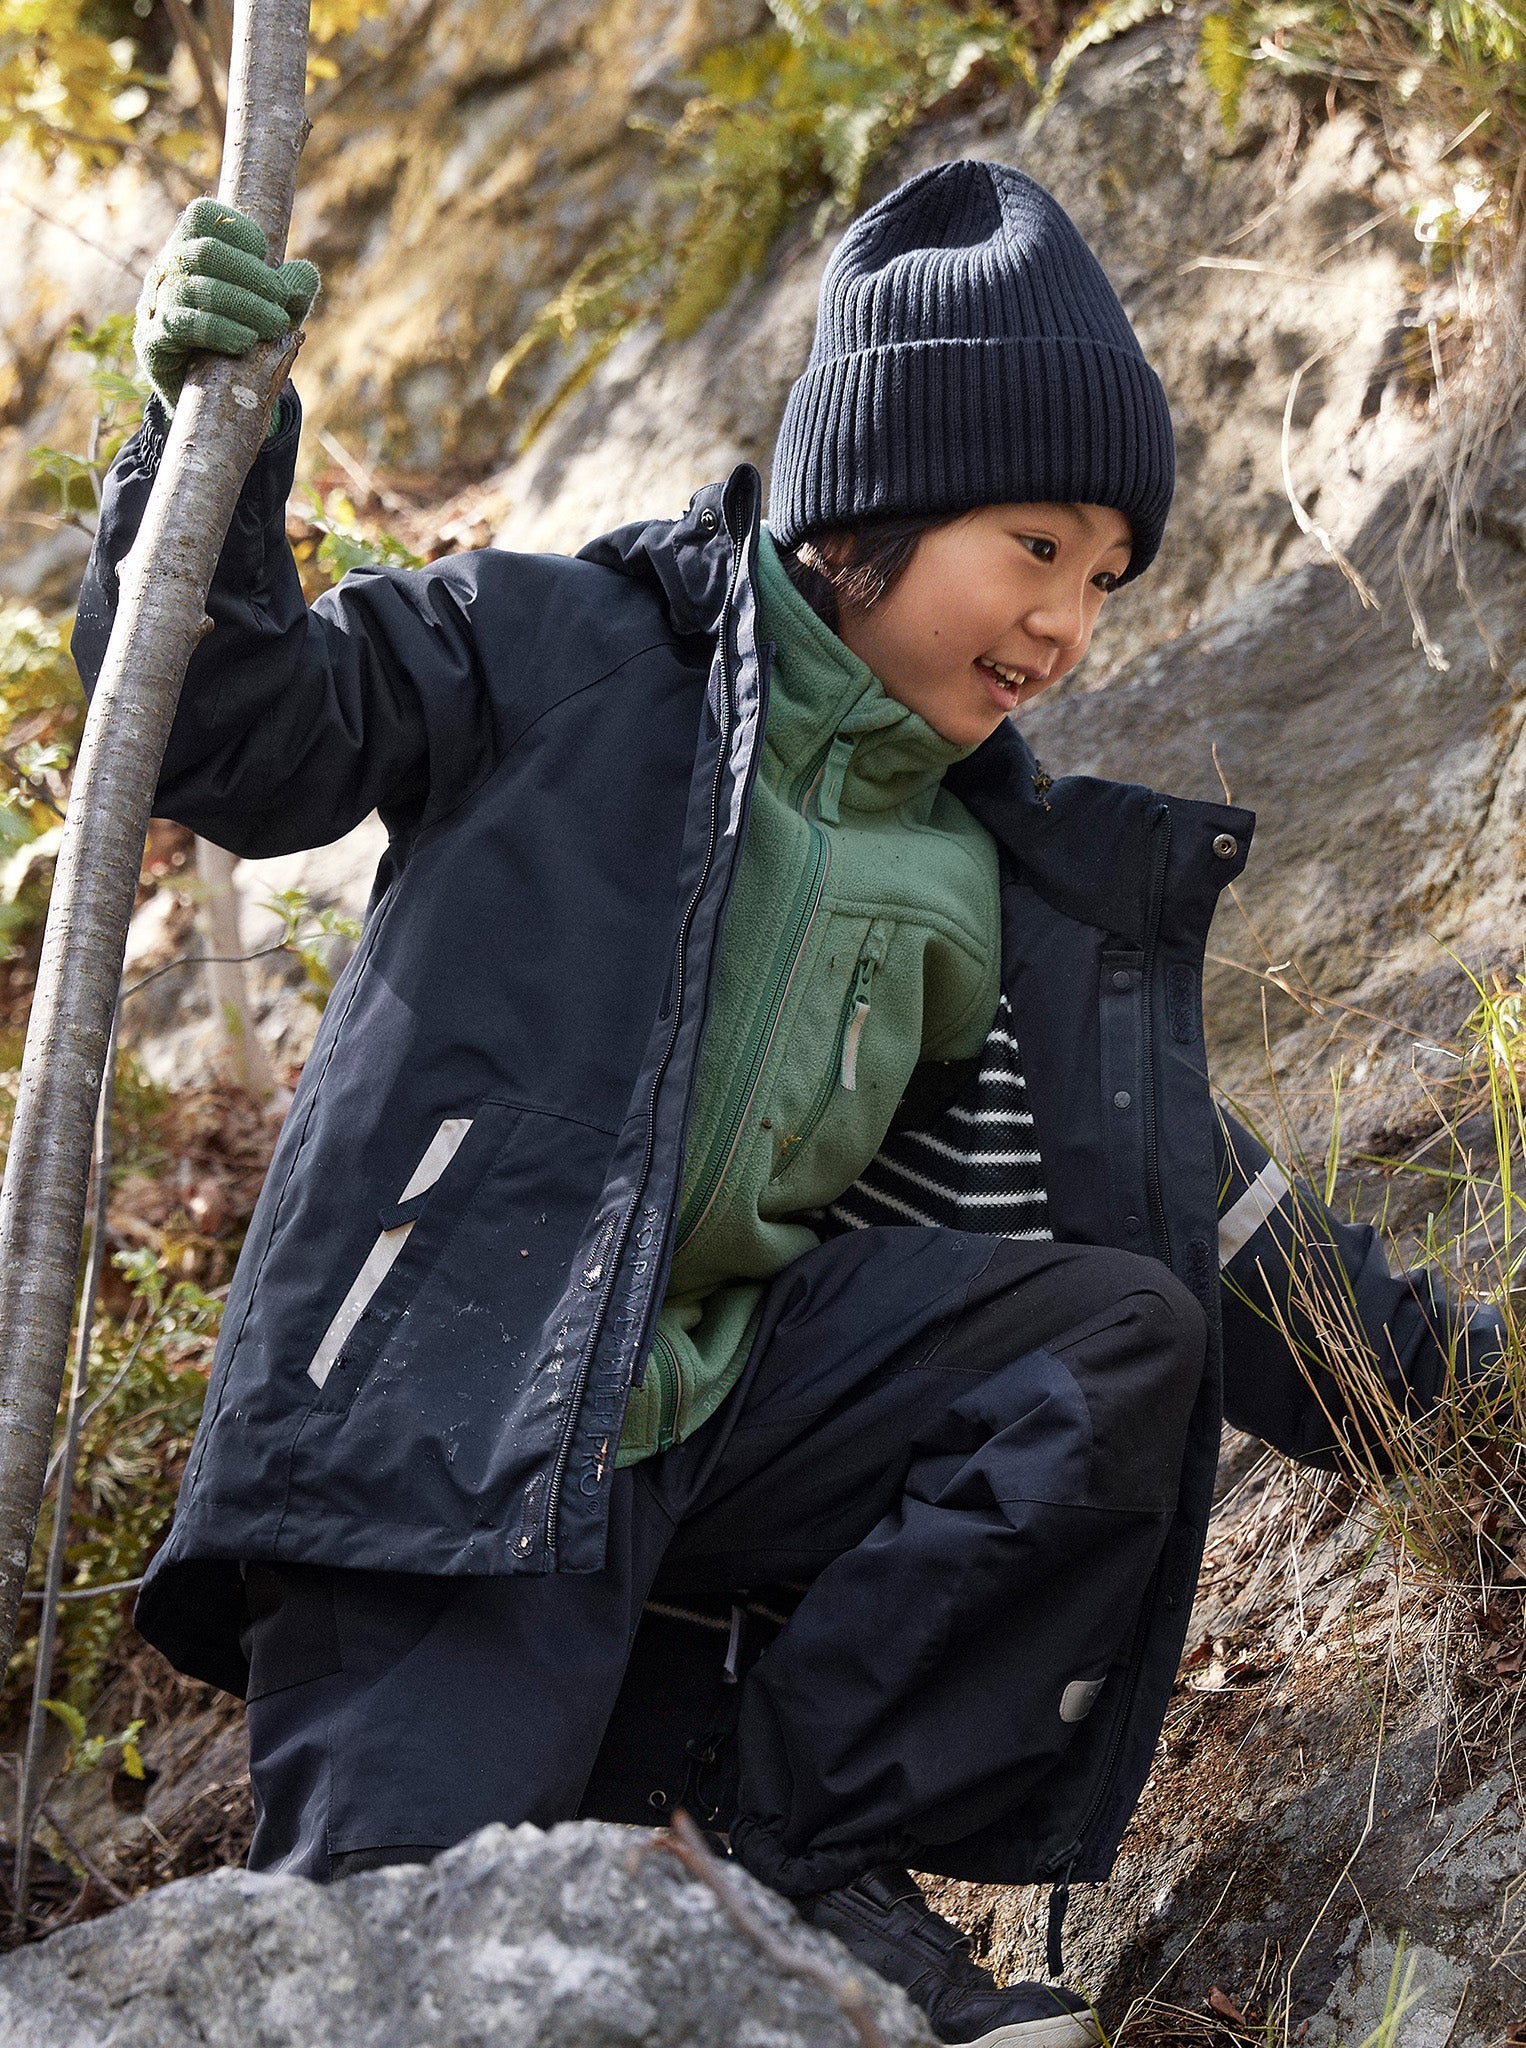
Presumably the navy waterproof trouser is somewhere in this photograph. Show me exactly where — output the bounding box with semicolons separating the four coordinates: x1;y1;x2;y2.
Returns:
242;1228;1206;1893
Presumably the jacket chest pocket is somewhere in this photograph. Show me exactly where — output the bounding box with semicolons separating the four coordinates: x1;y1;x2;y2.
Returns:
305;1103;522;1403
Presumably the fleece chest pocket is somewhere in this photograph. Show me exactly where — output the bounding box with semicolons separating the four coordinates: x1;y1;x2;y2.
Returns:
304;1102;523;1408
770;917;894;1183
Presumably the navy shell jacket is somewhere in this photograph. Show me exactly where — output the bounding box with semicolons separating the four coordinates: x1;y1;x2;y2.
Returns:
74;395;1500;1888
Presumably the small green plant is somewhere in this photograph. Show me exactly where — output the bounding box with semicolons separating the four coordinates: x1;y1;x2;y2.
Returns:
300;485;425;584
41;1699;146;1780
30;314;147;527
12;1244;224;1709
1195;0;1525;214
0;602;84;962
0;314;145;961
261;883;363;1008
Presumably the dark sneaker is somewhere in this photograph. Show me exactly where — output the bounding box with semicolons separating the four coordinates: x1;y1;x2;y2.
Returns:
797;1866;1099;2048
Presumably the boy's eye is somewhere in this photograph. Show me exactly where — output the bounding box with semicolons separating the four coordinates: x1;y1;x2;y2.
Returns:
1019;535;1057;562
1092;570;1121;593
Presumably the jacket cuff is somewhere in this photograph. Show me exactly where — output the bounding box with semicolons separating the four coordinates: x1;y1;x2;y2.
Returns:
129;383;302;473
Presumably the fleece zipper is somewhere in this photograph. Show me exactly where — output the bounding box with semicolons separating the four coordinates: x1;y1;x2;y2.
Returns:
673;826;830;1250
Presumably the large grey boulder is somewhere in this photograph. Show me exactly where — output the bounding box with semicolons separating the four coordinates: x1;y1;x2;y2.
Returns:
0;1819;932;2047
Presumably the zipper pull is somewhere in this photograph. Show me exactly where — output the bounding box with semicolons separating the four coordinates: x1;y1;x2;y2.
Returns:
1046;1861;1076;1979
840;923;890;1091
1045;1882;1070;1978
816;734;854;824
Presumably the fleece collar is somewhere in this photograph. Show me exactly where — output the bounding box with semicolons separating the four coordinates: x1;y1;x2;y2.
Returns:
754;525;975;818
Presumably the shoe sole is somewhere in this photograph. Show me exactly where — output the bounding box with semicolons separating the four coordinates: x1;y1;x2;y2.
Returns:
956;2012;1102;2048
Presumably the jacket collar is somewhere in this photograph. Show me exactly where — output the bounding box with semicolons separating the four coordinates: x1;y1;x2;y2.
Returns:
754;526;974;815
947;719;1255;947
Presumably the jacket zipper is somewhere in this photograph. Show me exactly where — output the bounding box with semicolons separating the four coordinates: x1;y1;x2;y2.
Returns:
1140;808;1172;1263
1051;804;1176;1870
673;826;829;1250
649;1327;684;1447
771;918;890;1180
543;518;747;1561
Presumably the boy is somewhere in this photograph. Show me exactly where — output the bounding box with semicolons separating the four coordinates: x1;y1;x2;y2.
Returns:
78;161;1500;2048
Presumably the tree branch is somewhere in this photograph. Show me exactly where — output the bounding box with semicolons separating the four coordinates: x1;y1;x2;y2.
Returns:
0;0;315;1680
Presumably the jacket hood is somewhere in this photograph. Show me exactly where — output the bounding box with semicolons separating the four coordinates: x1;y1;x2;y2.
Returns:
577;468;762;640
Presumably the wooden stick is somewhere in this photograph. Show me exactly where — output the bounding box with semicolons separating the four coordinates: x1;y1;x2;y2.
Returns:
649;1812;888;2048
0;0;314;1681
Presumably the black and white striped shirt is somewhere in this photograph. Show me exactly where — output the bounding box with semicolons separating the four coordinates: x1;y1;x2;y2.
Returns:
828;995;1052;1241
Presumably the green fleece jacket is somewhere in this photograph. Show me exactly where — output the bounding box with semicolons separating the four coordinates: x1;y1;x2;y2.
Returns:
617;530;1001;1463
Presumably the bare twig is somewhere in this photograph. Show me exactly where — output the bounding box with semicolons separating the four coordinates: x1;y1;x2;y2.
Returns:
33;1803;130;1909
0;751;65;821
30;126;205;195
121;937;300;1001
646;1811;888;2048
162;0;227;150
17;1577;143;1604
1280;350;1380;611
315;428;412;515
0;191;155;276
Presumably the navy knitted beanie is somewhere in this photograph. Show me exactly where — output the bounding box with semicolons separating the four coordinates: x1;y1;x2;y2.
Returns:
769;159;1175;580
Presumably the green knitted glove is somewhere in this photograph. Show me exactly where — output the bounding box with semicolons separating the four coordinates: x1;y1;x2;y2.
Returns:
135;196;320;416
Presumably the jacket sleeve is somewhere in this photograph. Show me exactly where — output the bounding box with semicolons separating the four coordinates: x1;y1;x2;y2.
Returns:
1215;1107;1505;1467
71;389;502;858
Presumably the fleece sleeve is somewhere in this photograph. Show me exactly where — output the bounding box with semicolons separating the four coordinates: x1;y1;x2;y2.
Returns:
1215;1107;1506;1468
71;389;504;859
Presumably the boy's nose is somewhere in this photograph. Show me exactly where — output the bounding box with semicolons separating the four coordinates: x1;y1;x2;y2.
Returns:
1026;586;1091;657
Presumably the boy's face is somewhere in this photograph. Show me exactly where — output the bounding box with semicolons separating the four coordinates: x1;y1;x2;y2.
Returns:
836;502;1134;749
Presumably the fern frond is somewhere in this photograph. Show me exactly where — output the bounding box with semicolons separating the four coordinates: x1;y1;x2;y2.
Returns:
1024;0;1170;135
1199;8;1254;131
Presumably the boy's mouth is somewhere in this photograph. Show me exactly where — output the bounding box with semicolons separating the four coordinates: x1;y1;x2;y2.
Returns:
975;656;1041;709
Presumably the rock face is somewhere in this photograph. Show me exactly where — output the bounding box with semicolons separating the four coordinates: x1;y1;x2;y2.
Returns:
0;1819;931;2048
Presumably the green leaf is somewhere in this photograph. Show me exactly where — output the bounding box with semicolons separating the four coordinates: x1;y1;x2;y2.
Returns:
43;1697;88;1744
